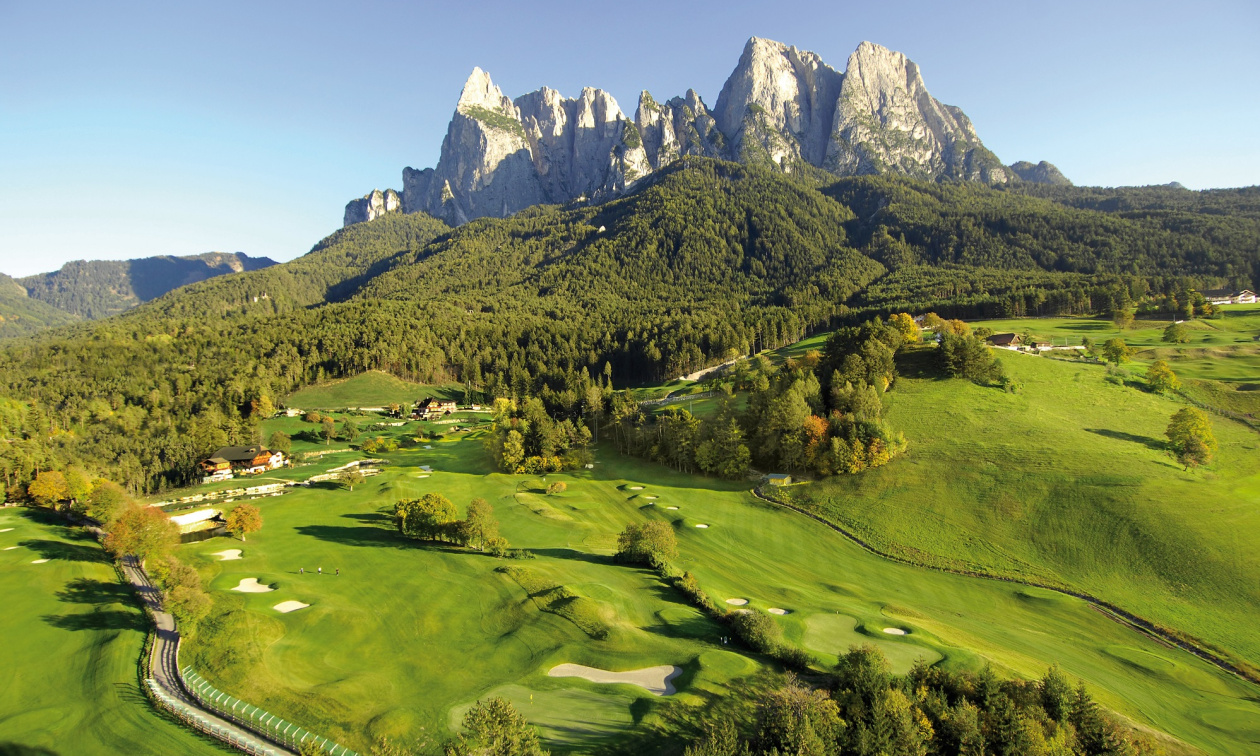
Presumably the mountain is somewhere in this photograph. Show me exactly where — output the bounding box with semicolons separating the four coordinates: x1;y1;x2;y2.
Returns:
1008;160;1072;186
0;273;81;339
17;251;278;320
346;37;1067;228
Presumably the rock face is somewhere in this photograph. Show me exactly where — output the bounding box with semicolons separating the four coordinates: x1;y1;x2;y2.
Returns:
827;42;1008;182
344;37;1063;226
344;189;402;226
1008;160;1072;186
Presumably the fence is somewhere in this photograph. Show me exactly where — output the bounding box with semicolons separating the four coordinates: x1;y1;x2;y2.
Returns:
181;667;359;756
146;679;288;756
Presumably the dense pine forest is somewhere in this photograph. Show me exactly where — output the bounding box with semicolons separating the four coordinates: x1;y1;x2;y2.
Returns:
0;158;1256;495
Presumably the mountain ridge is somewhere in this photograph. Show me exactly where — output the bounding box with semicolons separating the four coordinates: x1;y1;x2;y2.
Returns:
345;37;1066;228
16;251;278;321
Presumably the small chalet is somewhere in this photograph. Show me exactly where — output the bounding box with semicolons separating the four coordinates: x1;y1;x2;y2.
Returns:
989;333;1022;347
201;445;286;481
412;398;458;420
1202;288;1258;305
763;473;792;486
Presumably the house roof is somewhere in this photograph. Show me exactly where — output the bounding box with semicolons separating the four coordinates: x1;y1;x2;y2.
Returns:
765;473;791;480
989;333;1021;346
209;445;272;462
1200;288;1234;298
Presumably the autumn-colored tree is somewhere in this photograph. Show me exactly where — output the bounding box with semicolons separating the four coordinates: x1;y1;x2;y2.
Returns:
888;313;920;343
1146;360;1181;394
321;416;337;445
546;481;567;495
343;470;366;491
27;471;69;508
252;395;275;419
104;505;177;563
225;503;263;541
1112;308;1136;330
1166;408;1217;470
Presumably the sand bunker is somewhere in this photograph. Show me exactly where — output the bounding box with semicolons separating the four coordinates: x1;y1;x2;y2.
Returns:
273;601;309;613
883;627;907;635
231;578;274;593
0;528;13;533
416;474;430;479
665;506;679;510
725;598;748;606
31;559;49;564
212;549;242;561
3;546;18;551
628;486;644;490
644;496;657;500
695;523;709;528
768;608;790;615
548;663;682;696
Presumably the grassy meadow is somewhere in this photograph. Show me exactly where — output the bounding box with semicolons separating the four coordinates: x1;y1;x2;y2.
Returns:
169;416;1260;754
285;370;464;410
0;507;223;755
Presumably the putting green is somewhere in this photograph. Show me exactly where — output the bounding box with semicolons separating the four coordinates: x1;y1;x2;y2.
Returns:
801;614;940;673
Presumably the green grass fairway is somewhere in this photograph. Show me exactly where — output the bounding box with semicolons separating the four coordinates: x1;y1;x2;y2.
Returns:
0;508;222;755
175;433;1260;754
285;370;462;409
790;343;1260;676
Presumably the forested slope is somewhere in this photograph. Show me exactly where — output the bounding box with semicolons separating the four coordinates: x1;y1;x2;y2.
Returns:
0;273;81;339
0;159;1256;494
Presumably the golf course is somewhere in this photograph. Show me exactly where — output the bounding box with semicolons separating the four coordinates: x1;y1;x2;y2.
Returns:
3;309;1259;754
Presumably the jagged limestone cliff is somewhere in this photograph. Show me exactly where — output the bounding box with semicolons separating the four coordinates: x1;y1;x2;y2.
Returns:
346;37;1065;227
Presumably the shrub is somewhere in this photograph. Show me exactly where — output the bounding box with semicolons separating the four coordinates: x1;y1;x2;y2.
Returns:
546;481;567;495
729;609;782;654
616;521;678;565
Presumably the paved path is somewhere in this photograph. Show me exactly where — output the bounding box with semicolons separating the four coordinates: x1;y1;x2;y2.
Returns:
119;555;293;755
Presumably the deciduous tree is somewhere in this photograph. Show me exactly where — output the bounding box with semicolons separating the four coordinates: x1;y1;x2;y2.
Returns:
225;503;263;541
1101;338;1136;364
616;520;677;565
27;470;69;508
1146;360;1180;394
1166;408;1217;469
105;505;177;563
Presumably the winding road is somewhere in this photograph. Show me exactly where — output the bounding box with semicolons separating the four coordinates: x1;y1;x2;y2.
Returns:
119;555;294;755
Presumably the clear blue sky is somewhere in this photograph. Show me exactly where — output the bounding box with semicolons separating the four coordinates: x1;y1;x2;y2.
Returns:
2;0;1257;277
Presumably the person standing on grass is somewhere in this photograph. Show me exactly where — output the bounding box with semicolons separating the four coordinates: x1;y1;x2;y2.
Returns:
300;567;304;574
318;566;322;574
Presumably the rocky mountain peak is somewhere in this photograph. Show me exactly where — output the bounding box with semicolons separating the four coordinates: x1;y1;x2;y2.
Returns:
345;38;1064;227
456;67;512;114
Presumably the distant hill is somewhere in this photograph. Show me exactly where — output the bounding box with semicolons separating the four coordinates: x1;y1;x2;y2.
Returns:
16;251;277;320
0;273;80;338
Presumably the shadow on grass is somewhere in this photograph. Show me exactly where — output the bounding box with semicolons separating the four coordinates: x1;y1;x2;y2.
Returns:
56;578;136;606
19;539;107;563
43;609;146;632
0;744;62;756
895;347;944;380
530;547;614;566
341;512;391;524
1085;428;1167;451
296;524;401;548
